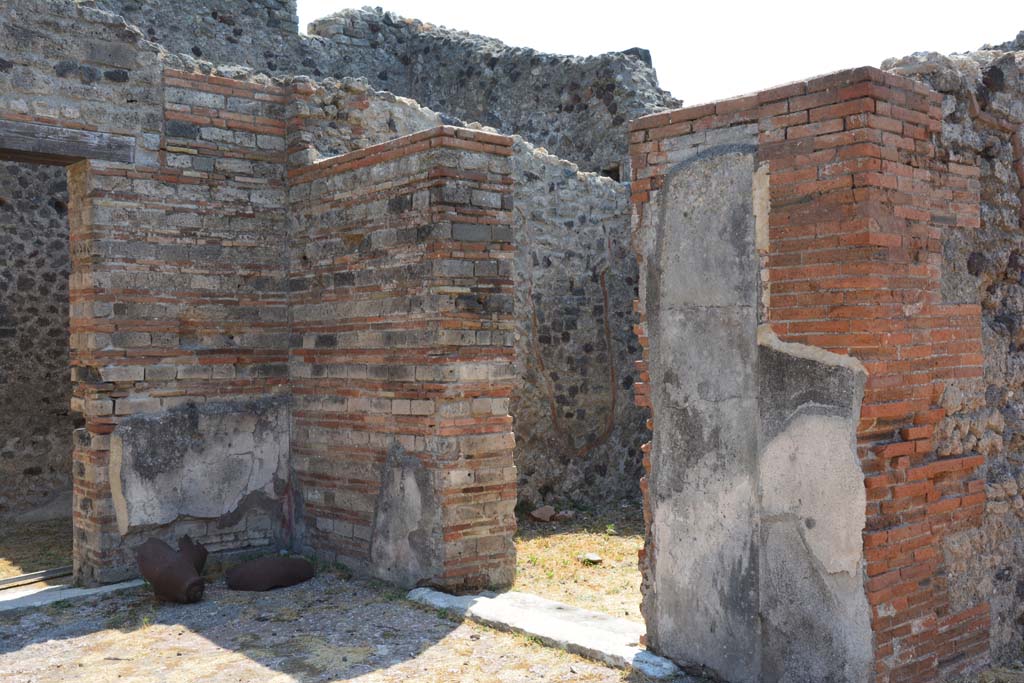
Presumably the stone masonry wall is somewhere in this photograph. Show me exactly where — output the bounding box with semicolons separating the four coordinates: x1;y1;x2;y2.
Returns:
510;141;645;507
288;127;517;591
92;0;300;70
306;8;679;175
72;1;654;508
85;2;680;175
885;40;1024;669
0;161;75;518
75;65;294;582
2;0;302;582
2;0;166;581
285;75;444;166
631;68;988;681
3;4;526;593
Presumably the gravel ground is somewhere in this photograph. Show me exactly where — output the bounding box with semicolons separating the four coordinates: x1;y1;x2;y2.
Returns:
0;567;675;683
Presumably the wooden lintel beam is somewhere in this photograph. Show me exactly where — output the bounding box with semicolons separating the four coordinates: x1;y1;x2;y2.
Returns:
0;119;135;165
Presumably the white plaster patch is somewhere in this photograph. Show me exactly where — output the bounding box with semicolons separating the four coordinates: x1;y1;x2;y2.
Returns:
109;401;288;534
753;161;770;253
757;324;867;375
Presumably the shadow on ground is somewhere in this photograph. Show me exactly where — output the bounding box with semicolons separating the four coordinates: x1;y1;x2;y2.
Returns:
0;517;72;579
0;553;677;682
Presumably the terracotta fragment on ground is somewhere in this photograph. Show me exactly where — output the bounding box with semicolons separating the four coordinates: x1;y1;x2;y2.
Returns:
225;556;314;591
177;535;208;574
135;538;205;604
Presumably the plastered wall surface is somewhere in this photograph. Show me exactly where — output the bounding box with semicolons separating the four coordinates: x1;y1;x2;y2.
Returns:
634;138;873;682
641;145;762;680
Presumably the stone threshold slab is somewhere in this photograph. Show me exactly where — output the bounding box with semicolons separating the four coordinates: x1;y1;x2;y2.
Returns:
407;588;683;680
0;579;145;612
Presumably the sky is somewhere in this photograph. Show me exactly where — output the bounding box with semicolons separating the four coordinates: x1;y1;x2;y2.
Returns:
296;0;1024;106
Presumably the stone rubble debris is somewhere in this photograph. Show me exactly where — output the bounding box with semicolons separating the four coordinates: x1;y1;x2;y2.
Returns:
529;505;557;522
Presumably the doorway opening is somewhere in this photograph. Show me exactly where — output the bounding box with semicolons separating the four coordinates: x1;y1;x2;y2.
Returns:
513;499;645;622
0;159;76;590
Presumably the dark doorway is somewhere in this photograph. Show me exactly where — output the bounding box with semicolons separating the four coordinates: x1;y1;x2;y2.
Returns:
0;159;75;588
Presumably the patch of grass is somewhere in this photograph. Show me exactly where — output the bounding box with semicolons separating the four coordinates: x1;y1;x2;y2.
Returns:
366;578;406;602
104;603;157;632
513;501;644;622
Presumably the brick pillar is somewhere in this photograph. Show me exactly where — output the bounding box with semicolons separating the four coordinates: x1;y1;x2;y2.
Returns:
67;159;116;583
630;67;986;681
288;127;517;591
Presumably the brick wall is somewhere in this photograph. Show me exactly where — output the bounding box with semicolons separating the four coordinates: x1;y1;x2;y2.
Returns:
885;47;1024;665
68;67;292;582
287;77;647;508
2;2;522;589
288;126;517;590
631;67;988;681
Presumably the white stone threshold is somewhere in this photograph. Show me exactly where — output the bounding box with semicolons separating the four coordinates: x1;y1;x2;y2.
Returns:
0;579;145;612
407;588;682;680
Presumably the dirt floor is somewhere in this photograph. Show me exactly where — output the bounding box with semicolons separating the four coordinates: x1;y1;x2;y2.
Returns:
0;518;72;580
977;670;1024;682
513;501;644;622
0;567;676;683
1;510;1021;682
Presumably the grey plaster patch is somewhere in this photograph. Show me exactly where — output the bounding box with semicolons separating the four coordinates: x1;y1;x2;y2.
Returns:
643;144;761;682
756;329;872;682
760;414;864;575
652;145;759;310
369;444;443;587
407;588;685;680
109;397;289;534
640;142;872;680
